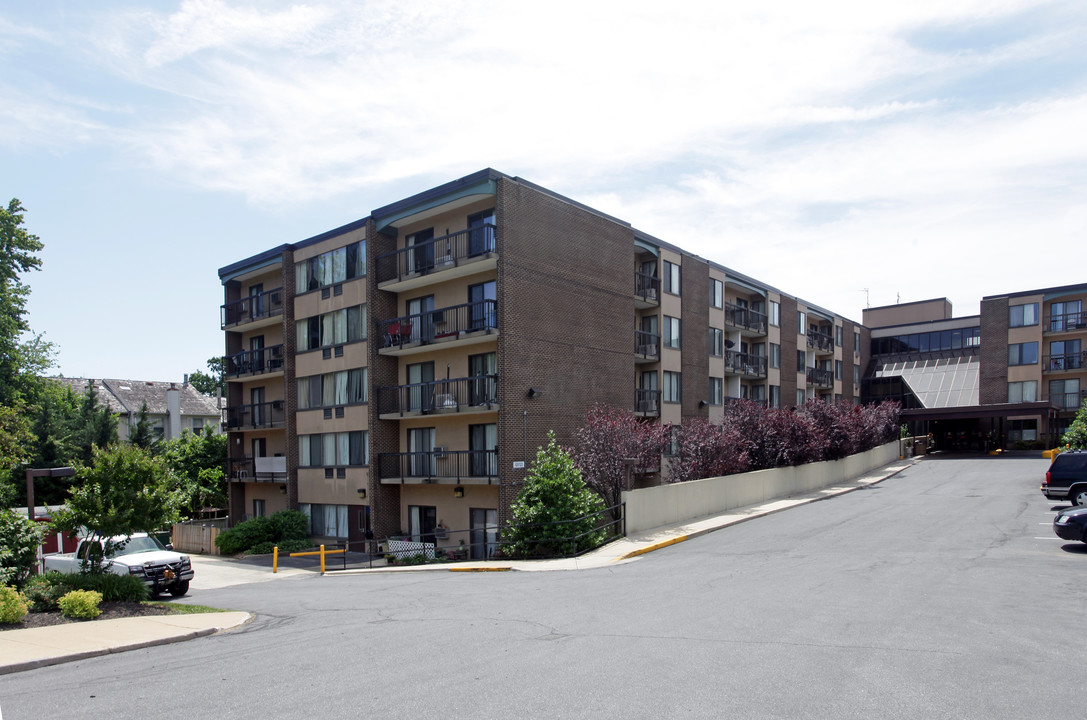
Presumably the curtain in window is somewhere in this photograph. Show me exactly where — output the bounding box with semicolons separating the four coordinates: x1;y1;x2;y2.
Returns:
318;254;333;287
332;247;347;284
356;241;366;278
321;373;335;407
337;432;350;465
297;379;309;410
334;310;347;345
321;313;334;347
347;305;363;342
299;436;310;466
296;320;309;352
335;371;348;405
347;369;362;404
322;434;336;467
337;505;348;538
295;262;309;294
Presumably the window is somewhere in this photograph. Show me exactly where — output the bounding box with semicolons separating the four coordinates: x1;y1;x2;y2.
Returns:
769;385;781;409
298;431;368;466
663;261;681;295
663;371;682;403
295;240;366;293
300;503;350;539
769;343;781;369
769;301;780;327
835;325;843;347
796;389;806;406
854;331;860;355
296;305;367;351
709;377;723;405
1049;339;1082;371
1049;300;1083;331
1050;378;1081;409
252;499;266;518
1009;303;1038;328
797;311;806;332
709;328;723;357
191;417;204;435
1008;342;1038;366
748;384;766;404
297;368;368;409
853;366;860;384
1007;419;1038;443
835;360;843;381
797;350;807;369
1007;381;1037;403
710;279;723;308
663;316;681;349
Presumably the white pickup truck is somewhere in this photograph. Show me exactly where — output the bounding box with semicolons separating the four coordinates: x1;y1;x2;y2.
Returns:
43;533;194;597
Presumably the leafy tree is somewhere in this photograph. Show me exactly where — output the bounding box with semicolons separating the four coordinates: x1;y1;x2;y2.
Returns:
160;429;228;517
29;380;81;471
0;508;45;587
0;402;34;473
188;357;225;397
52;444;180;569
573;404;667;522
1063;399;1087;449
73;384;118;463
503;432;606;558
128;401;157;451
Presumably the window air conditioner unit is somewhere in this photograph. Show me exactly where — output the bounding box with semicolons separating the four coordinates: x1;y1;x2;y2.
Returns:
432;446;447;458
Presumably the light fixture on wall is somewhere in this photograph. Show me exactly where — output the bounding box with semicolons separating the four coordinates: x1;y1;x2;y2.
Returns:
454;486;465;498
698;400;708;408
279;484;287;495
356;488;367;500
527;387;541;399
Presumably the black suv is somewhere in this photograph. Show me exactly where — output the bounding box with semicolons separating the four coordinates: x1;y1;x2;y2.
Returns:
1041;450;1087;505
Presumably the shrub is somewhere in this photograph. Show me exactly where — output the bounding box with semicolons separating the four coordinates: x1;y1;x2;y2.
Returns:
268;510;309;542
63;572;149;603
0;585;29;624
22;572;75;612
0;508;46;587
216;515;273;555
247;538;311;555
216;510;311;555
58;589;103;619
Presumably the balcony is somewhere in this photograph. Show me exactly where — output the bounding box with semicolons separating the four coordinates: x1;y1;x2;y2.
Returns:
377;375;498;419
635;330;660;363
377;450;499;485
378;300;497;356
635;271;660;308
806;329;834;355
1044;352;1087;372
1049;392;1086;411
221;288;285;330
806;367;834;388
724;303;768;336
635;388;661;416
1046;312;1087;333
229;456;287;481
224;400;286;431
724;351;767;377
225;345;285;380
375;224;496;292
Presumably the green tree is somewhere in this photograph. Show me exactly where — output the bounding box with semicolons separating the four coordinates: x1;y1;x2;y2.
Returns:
1063;399;1087;449
188;357;225;397
0;508;45;586
52;444;180;568
503;431;607;558
160;430;228;517
128;401;156;451
74;384;118;463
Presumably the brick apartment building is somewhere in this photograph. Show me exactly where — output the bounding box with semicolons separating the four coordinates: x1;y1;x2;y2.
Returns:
218;169;867;549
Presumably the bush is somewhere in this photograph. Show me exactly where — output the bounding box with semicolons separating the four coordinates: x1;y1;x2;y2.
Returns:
63;572;149;602
246;538;311;555
216;510;310;555
58;589;103;619
0;585;29;624
22;572;74;612
269;510;309;542
0;508;46;587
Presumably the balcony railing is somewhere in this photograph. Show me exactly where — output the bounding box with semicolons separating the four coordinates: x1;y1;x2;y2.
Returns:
229;456;287;481
1043;352;1087;372
225;400;286;430
378;450;499;483
221;288;284;329
634;271;660;304
635;330;660;360
225;345;285;378
1046;312;1087;333
379;300;497;350
635;388;661;415
375;224;496;285
377;375;498;417
724;351;767;377
725;303;768;335
1048;392;1086;411
806;367;834;388
806;329;834;354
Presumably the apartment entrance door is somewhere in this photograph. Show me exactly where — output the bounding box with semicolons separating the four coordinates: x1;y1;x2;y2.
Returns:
407;295;435;343
469;508;498;560
408;427;436;478
468;352;496;406
406;361;434;413
468;281;496;331
248;283;263;319
467;210;495;256
250;387;265;427
407;229;434;275
469;423;497;477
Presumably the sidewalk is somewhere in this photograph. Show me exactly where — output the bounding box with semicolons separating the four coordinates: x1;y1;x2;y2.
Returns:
0;457;916;674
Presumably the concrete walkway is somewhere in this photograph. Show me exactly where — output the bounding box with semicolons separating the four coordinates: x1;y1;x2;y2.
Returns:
0;456;917;674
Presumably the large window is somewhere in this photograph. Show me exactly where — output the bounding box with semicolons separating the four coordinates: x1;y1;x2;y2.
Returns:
835;325;843;347
797;350;806;369
663;371;682;403
299;503;350;539
297;368;368;409
769;385;780;409
663;316;681;349
797;311;806;333
663;261;681;295
872;327;980;355
835;360;843;381
1009;302;1038;328
298;431;368;467
1050;378;1081;410
296;304;367;351
710;279;723;308
709;377;723;405
1008;342;1038;366
709;327;723;357
769;343;781;369
1007;381;1037;403
295;240;366;293
1049;300;1083;331
769;301;780;327
1048;339;1082;371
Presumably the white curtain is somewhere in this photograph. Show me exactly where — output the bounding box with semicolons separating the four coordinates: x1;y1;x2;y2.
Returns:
332;247;347;284
335;371;349;405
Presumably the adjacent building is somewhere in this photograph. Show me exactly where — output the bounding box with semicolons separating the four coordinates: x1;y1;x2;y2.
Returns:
218;169;867;548
52;377;221;441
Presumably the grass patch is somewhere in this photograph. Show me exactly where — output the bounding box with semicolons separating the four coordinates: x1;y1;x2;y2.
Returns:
144;601;230;614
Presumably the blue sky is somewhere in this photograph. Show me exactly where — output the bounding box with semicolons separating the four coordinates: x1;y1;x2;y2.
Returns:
2;0;1085;381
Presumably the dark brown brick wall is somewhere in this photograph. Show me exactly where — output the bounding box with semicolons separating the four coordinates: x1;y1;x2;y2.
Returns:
281;248;298;510
681;256;709;419
980;297;1010;405
495;178;634;523
780;297;798;406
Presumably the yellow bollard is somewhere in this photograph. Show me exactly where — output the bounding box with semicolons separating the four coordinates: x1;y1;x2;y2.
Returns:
273;546;278;573
320;544;325;574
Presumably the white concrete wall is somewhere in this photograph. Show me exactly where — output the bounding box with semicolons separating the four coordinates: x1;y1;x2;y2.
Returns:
621;441;900;534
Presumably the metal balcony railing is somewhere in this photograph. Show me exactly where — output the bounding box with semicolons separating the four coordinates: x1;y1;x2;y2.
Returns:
221;288;284;329
225;400;286;430
806;367;834;388
635;388;661;415
1043;352;1087;372
1046;312;1087;333
375;224;496;284
1048;392;1086;411
806;329;834;354
724;351;767;377
377;375;498;416
229;456;254;480
725;303;768;335
635;330;660;360
377;450;499;482
634;271;660;304
225;345;285;378
379;300;497;350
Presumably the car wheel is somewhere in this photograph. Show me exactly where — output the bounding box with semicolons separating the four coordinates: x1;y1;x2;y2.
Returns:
1073;489;1087;506
169;581;189;597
